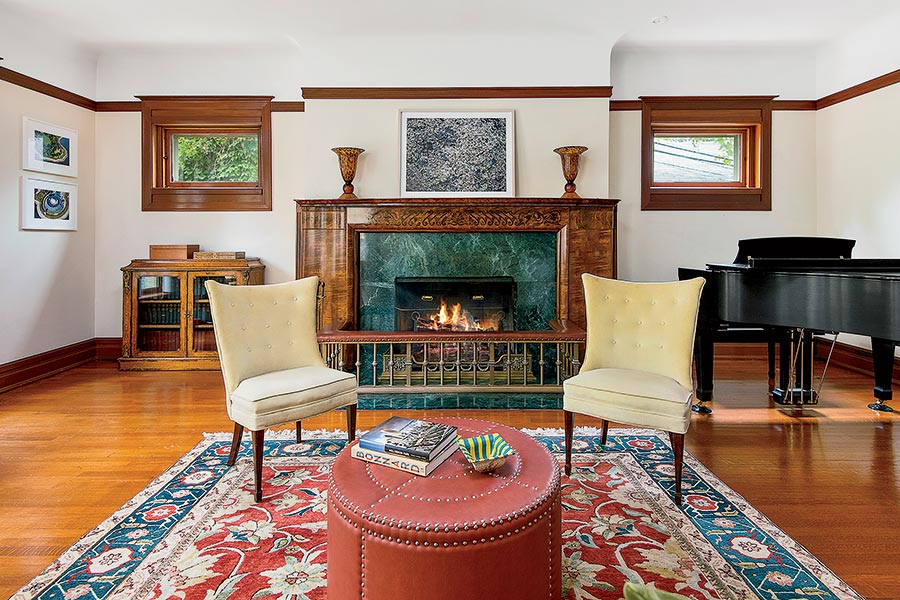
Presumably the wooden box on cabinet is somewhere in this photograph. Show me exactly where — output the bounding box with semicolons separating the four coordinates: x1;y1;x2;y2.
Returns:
119;257;265;370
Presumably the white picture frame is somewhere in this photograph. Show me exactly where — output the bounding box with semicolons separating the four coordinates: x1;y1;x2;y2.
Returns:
400;110;515;197
21;176;78;231
23;117;78;177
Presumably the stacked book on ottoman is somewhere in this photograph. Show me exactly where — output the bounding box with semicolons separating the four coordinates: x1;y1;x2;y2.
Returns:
350;416;457;476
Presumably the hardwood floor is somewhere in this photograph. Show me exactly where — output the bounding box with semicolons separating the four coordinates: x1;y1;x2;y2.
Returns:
1;358;897;599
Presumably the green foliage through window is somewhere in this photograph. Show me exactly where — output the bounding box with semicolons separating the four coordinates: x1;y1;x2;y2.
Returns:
172;134;259;183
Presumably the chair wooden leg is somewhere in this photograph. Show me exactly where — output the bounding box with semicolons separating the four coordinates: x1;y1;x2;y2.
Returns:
227;423;243;466
295;421;302;443
251;429;265;502
564;410;573;476
600;420;609;446
347;405;357;442
669;432;685;505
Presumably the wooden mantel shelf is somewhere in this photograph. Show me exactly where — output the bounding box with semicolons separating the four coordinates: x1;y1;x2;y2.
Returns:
295;196;619;329
295;197;619;208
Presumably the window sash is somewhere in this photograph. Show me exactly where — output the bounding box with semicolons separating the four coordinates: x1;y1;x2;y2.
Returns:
162;128;260;188
651;127;751;188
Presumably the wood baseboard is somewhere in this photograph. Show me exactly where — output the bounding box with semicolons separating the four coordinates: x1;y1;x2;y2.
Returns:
815;338;900;386
0;338;124;395
0;340;96;394
713;342;768;358
95;337;124;361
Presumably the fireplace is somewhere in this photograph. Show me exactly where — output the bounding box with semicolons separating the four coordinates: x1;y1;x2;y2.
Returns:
395;277;516;332
298;197;615;390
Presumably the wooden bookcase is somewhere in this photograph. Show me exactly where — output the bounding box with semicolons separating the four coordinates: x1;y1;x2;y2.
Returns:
119;258;265;370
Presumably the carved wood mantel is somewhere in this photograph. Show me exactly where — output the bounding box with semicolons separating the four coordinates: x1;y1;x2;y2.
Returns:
295;197;618;330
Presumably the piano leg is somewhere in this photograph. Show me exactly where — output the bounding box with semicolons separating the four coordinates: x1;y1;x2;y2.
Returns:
767;332;777;394
869;337;896;412
692;327;714;414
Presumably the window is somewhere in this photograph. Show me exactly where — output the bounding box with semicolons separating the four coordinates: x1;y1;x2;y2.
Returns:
641;96;774;211
140;96;273;211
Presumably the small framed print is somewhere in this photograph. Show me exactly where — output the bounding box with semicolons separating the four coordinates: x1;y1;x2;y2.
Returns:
400;110;515;197
21;176;78;231
23;117;78;177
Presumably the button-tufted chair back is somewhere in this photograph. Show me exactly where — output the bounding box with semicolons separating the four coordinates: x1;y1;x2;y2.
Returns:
580;273;705;389
206;276;325;397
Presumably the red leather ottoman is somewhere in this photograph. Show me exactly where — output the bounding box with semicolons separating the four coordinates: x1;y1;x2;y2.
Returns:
328;417;561;600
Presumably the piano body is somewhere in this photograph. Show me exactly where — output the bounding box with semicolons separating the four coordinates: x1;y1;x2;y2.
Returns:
680;237;900;412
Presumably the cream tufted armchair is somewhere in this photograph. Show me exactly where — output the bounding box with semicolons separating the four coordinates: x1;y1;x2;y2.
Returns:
206;276;358;502
563;274;704;505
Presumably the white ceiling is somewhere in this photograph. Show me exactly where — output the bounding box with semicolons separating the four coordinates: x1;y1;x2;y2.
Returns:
1;0;898;52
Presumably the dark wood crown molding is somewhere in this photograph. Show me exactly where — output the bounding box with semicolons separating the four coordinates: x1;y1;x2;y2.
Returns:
0;65;96;111
610;100;642;111
271;101;306;112
3;64;898;113
301;86;613;100
816;69;900;110
96;101;141;112
772;100;817;111
612;99;817;112
95;100;304;113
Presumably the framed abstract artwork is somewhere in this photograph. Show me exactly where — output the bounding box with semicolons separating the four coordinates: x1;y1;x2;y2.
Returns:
400;111;515;197
23;117;78;177
21;176;78;231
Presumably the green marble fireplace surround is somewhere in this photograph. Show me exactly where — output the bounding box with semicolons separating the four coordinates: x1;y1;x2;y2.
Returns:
358;232;557;331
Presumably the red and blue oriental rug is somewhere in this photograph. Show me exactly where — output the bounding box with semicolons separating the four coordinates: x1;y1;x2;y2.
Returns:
12;429;862;600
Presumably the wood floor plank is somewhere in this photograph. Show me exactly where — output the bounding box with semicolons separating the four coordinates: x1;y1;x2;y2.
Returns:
0;359;897;598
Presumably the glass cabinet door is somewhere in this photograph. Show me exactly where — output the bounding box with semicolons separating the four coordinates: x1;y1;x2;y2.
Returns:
190;274;238;354
136;275;182;353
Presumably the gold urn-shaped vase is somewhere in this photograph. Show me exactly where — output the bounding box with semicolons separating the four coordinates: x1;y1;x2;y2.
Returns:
331;147;365;199
553;146;588;198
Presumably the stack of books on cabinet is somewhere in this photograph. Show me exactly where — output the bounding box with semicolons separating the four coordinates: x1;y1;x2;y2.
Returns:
351;416;458;476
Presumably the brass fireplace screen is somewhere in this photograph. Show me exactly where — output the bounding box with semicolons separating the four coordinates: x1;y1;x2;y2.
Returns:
317;324;584;392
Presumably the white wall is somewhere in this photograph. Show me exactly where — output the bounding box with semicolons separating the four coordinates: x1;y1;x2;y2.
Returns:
0;8;97;99
610;110;818;281
817;84;900;257
610;46;818;100
302;99;610;200
0;81;96;363
607;45;820;281
815;6;900;98
815;83;900;351
92;112;303;337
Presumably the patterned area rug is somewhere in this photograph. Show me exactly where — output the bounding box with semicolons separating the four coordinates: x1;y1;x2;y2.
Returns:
12;429;862;600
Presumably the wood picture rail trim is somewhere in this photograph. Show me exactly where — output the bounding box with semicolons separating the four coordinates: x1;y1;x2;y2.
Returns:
97;100;305;112
3;62;899;112
301;86;614;99
816;69;900;109
0;65;96;111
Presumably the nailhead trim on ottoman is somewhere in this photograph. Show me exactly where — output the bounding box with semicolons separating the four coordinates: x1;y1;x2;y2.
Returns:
327;417;562;600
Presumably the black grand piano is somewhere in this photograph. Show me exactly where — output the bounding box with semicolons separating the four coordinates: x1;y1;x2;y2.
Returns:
680;237;900;412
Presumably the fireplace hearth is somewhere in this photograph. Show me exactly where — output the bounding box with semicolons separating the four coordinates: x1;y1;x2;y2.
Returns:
395;277;516;332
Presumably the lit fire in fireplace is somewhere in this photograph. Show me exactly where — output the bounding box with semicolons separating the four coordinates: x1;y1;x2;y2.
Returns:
415;299;503;331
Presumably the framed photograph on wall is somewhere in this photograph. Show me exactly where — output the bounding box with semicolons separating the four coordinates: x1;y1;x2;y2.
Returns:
400;111;515;197
23;117;78;177
21;176;78;231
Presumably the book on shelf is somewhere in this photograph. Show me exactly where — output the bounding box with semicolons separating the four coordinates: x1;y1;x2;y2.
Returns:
350;440;458;477
358;416;457;461
193;251;246;260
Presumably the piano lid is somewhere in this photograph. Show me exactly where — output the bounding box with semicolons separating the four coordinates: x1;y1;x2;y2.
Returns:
733;237;855;264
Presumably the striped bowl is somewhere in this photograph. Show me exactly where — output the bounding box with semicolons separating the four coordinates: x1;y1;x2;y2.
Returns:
456;433;515;472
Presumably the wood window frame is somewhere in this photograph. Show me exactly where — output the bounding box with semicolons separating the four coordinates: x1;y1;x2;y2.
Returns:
641;96;774;211
140;96;273;211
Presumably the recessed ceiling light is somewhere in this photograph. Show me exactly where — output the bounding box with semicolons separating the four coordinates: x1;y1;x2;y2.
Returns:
651;16;669;25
